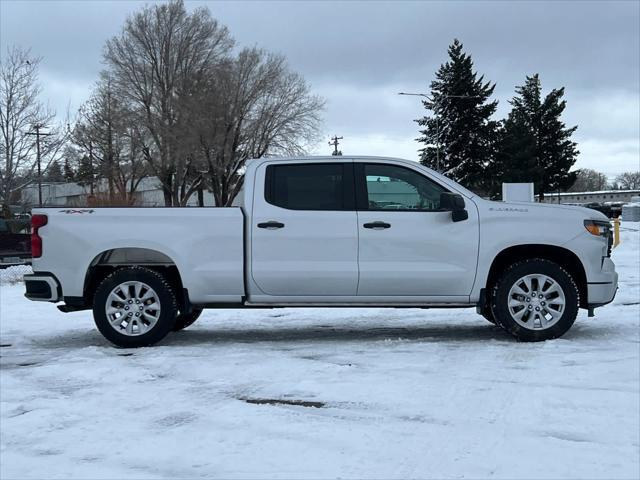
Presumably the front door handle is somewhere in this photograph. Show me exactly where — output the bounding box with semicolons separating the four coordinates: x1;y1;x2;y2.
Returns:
363;221;391;229
257;221;285;229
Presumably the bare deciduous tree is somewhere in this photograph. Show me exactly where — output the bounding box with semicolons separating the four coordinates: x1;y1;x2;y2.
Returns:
194;48;324;206
73;76;148;205
615;171;640;190
0;46;54;215
102;0;233;206
568;168;609;192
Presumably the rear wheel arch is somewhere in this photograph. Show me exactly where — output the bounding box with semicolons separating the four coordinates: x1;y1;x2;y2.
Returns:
484;244;588;308
82;248;188;311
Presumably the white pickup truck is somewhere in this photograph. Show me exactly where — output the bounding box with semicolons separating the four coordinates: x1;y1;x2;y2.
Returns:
24;156;617;347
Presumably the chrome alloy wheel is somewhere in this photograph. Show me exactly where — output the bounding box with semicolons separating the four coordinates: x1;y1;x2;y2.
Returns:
507;274;566;330
105;281;161;336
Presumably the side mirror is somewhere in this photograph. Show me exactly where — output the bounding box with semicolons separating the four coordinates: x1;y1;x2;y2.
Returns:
440;192;468;222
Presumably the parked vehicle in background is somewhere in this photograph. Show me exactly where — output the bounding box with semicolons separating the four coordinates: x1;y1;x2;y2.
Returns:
606;202;625;218
583;202;613;218
0;218;31;265
580;202;625;219
24;156;618;347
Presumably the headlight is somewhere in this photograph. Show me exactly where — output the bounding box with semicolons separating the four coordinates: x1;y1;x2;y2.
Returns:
584;219;610;238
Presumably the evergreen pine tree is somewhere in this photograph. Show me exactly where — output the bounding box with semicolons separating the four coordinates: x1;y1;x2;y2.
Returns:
45;160;64;182
495;117;538;187
75;155;95;189
416;39;499;193
498;74;578;200
63;158;75;182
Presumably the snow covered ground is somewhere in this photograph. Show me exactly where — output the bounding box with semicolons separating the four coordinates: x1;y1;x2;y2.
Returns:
1;225;639;479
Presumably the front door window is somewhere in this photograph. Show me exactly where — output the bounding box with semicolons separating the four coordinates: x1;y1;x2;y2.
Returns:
363;163;447;211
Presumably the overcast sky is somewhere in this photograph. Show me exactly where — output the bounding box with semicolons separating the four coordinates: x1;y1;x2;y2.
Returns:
1;0;639;177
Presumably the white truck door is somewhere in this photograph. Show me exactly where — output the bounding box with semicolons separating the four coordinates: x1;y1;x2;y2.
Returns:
355;162;479;297
250;161;359;296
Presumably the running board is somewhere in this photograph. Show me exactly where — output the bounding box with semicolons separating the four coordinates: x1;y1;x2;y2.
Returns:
243;302;472;308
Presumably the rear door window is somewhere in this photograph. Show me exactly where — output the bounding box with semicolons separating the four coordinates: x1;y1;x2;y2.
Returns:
265;163;354;210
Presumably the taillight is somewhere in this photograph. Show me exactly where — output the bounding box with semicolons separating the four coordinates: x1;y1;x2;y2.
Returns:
31;214;48;258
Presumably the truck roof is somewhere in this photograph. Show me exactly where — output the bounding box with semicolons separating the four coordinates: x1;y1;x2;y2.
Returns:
249;155;477;199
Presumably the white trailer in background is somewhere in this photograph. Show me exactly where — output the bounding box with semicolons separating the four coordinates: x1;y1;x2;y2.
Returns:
502;183;534;202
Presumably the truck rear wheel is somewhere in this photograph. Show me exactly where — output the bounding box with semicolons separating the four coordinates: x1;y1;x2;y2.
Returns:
490;259;579;342
93;266;178;348
172;308;203;331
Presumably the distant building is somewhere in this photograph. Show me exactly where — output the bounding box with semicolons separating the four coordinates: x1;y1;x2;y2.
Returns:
540;190;640;204
21;177;216;207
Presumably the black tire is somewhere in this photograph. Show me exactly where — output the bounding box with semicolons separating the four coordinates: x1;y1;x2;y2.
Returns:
93;266;178;348
172;308;203;331
490;258;579;342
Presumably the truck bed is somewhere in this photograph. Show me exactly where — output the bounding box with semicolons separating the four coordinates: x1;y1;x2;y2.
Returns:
32;207;246;304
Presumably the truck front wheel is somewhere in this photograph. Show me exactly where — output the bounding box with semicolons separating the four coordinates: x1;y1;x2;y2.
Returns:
93;266;178;347
490;259;579;342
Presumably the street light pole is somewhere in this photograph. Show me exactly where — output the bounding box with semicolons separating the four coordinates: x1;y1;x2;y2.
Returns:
399;92;480;173
399;92;441;171
435;112;440;173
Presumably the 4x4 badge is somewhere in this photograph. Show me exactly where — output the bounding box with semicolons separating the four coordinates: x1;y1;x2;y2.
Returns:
59;209;95;214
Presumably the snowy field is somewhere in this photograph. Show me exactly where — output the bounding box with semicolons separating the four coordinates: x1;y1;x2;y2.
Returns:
1;226;639;479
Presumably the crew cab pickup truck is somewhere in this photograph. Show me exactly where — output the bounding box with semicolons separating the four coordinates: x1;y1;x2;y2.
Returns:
24;156;618;347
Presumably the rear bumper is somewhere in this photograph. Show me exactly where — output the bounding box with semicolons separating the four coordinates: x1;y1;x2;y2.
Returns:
24;273;61;302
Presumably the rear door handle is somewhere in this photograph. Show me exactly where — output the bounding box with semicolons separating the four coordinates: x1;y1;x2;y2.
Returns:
257;221;285;229
363;221;391;229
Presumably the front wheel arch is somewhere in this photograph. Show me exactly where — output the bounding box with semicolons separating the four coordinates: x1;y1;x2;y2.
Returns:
484;244;588;308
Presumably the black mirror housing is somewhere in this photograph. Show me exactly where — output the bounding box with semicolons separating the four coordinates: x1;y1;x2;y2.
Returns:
440;192;468;222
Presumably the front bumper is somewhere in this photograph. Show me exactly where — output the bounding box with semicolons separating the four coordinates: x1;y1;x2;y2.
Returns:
587;257;618;307
24;273;62;302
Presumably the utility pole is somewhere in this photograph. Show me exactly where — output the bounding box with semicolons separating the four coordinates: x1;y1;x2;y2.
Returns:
398;92;479;173
26;124;53;207
329;135;343;156
88;140;94;196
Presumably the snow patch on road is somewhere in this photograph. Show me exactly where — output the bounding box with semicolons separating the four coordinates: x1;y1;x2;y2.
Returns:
0;264;32;285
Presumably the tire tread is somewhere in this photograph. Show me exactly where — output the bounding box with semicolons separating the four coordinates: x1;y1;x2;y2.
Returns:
93;266;178;347
489;258;580;341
